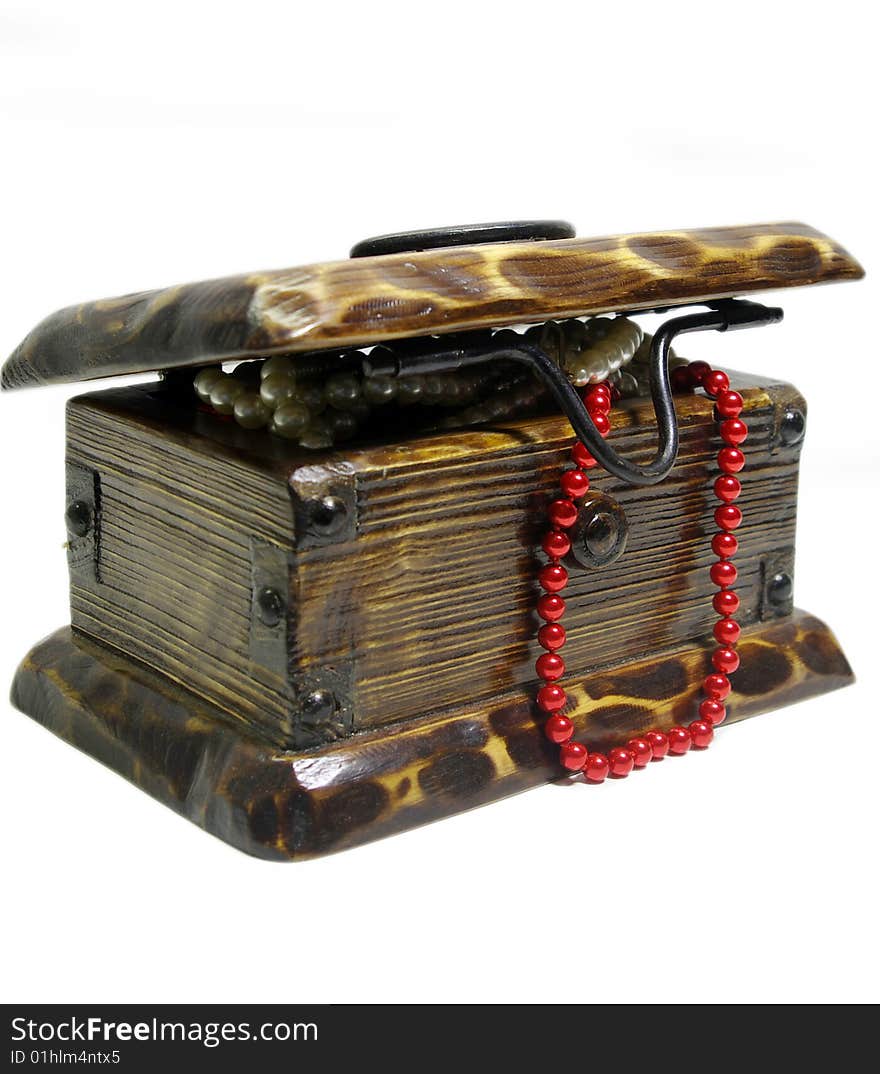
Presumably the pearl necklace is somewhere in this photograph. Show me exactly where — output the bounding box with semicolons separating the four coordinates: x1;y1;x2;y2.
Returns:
192;316;662;449
538;362;747;778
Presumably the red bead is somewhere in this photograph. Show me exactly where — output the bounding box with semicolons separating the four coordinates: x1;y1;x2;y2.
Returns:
713;589;740;616
584;387;611;415
699;698;726;725
710;560;737;587
545;714;573;744
688;719;715;749
720;418;748;446
687;360;711;387
591;411;611;438
537;593;566;621
572;440;598;469
538;623;566;651
703;673;731;700
537;684;567;713
715;389;744;418
713;646;740;674
667;726;692;754
671;366;693;393
584;752;610;782
542;529;571;558
703;370;730;398
538;564;568;593
644;730;669;759
715;505;743;530
627;738;653;768
608;747;635;777
559;741;587;771
718;447;745;474
560;469;590;499
536;652;565;681
713;617;741;646
712;531;738;558
548;498;578;529
714;475;741;503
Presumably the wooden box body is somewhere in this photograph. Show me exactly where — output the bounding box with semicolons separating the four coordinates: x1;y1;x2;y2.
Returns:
65;369;804;753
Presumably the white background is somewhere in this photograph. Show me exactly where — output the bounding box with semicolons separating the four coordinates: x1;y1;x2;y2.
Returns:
1;1;877;1004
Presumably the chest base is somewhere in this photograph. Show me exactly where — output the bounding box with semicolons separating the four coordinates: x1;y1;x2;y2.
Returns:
11;610;852;860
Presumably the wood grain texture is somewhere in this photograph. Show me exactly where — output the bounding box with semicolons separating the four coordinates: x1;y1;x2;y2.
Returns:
2;222;863;389
66;372;802;749
10;615;853;859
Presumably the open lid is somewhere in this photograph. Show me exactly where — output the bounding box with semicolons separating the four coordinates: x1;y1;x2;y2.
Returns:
1;220;864;391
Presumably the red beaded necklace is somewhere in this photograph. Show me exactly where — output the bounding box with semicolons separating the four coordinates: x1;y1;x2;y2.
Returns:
537;359;747;780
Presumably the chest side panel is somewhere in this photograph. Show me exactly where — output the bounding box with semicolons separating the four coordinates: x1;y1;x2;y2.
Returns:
66;391;297;746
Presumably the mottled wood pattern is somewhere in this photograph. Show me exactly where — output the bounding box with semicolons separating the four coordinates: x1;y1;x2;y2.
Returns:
2;222;863;389
66;372;800;749
11;616;853;859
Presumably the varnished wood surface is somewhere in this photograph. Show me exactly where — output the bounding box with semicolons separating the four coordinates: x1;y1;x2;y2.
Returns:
67;373;801;748
66;387;297;747
10;616;853;859
2;222;863;389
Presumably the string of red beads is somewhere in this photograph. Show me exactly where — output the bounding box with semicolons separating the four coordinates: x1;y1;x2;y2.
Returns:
538;361;747;781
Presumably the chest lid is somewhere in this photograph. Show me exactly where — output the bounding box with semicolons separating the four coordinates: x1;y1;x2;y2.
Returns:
0;220;863;391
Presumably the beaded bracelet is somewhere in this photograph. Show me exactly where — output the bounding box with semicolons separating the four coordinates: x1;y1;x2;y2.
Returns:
537;361;746;780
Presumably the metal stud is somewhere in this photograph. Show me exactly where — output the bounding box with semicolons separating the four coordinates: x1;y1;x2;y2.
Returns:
768;572;794;608
567;492;629;569
256;586;285;628
65;500;92;538
301;689;338;723
779;408;806;447
307;495;349;536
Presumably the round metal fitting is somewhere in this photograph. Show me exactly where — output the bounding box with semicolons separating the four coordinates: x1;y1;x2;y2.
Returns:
307;495;349;537
779;408;806;447
767;572;794;608
256;586;285;628
65;500;92;538
567;491;629;569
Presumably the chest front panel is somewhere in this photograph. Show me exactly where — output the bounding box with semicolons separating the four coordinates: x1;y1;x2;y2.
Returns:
65;375;802;750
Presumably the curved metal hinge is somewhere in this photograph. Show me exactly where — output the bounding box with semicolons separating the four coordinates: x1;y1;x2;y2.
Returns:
364;298;783;487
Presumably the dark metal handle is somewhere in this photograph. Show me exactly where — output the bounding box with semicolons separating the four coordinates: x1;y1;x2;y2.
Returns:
350;220;575;259
364;299;783;487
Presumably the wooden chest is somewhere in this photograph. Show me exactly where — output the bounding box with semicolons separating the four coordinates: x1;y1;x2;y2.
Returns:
3;220;864;859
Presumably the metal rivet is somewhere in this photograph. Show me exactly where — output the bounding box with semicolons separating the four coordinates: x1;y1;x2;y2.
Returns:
65;500;92;537
568;492;629;569
779;408;806;447
768;572;794;607
583;510;618;558
256;586;285;627
308;495;348;536
301;689;337;722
